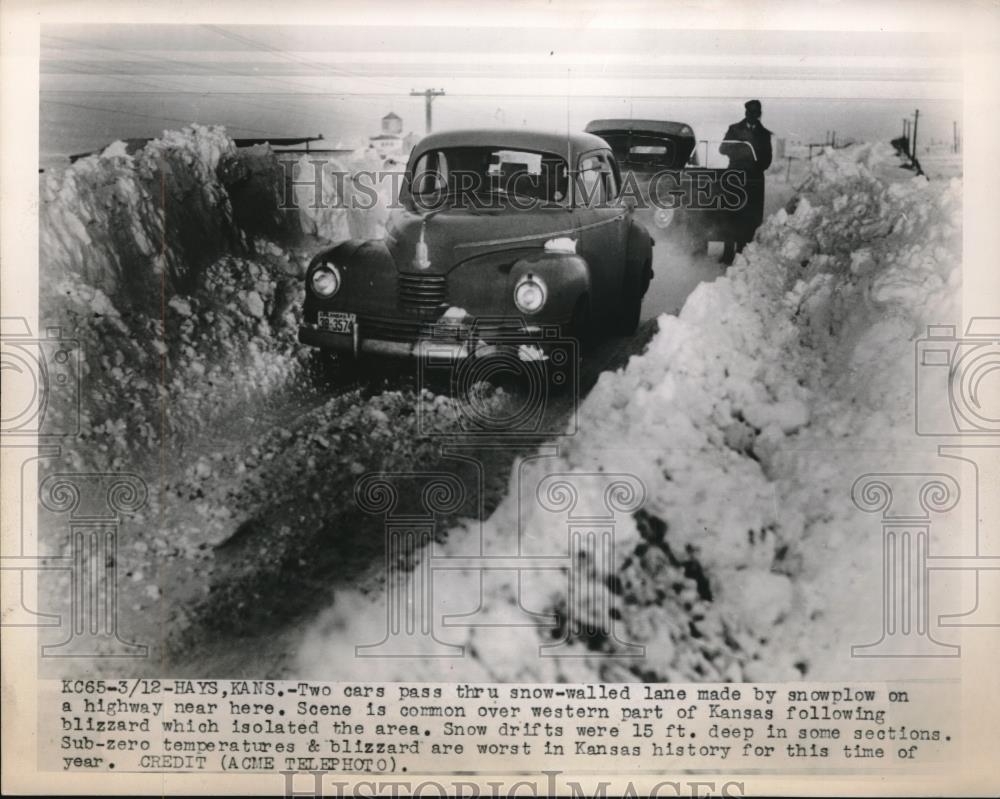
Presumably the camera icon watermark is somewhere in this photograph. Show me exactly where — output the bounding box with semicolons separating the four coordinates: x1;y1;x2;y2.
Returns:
0;317;81;438
416;319;579;439
904;317;1000;633
915;317;1000;436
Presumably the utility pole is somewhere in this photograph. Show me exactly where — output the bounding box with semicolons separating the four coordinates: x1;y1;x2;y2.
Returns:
911;109;919;159
411;88;445;134
953;120;959;154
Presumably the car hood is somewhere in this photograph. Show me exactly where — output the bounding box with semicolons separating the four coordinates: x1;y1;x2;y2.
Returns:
384;207;576;274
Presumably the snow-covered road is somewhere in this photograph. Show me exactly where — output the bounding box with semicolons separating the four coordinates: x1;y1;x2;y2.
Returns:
287;144;963;684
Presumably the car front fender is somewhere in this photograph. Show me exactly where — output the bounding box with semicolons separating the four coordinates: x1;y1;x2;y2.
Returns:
445;248;590;324
508;251;590;323
304;239;397;318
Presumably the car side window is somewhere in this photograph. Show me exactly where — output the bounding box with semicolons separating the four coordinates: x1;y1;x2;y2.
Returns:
599;152;619;199
577;154;606;206
577;152;620;206
411;151;449;195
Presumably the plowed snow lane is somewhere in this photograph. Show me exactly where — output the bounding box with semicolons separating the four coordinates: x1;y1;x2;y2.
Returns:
123;188;801;676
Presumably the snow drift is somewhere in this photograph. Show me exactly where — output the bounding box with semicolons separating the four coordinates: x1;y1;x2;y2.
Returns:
38;125;361;468
295;142;963;682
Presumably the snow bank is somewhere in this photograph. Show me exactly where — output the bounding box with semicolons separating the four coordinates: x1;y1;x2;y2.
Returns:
39;126;311;468
44;126;241;300
295;142;962;682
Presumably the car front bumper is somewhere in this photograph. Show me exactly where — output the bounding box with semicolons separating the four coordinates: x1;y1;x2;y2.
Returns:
299;324;471;360
298;321;566;362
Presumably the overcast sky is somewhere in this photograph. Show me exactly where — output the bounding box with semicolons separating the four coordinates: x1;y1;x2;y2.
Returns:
39;24;963;160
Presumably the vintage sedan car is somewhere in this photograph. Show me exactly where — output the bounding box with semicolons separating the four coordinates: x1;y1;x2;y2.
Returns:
298;128;654;362
584;118;698;240
585;118;755;250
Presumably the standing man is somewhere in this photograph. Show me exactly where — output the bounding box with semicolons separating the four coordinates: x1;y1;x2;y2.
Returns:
719;99;772;265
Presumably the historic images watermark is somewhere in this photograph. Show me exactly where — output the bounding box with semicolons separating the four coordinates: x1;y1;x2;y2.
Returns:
0;316;148;658
277;161;749;214
282;770;746;798
851;318;1000;659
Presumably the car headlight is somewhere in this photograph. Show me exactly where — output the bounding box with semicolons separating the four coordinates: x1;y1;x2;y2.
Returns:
514;275;547;314
311;264;341;297
654;207;675;229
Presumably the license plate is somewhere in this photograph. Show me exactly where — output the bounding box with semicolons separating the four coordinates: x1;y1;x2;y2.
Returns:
317;311;356;334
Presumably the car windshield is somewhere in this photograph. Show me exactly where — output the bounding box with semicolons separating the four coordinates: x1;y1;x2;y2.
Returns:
408;146;570;207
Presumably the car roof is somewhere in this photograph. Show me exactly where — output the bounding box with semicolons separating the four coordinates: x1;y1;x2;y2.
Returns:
409;128;611;164
585;119;695;138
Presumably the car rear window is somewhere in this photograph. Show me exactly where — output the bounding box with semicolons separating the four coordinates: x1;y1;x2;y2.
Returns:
595;132;693;169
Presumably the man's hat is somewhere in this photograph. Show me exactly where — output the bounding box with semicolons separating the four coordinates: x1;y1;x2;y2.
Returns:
745;99;762;113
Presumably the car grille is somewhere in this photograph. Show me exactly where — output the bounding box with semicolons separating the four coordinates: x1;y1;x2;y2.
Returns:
398;273;448;317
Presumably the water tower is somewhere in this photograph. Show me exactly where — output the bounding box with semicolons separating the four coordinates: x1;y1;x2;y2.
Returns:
382;112;403;136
